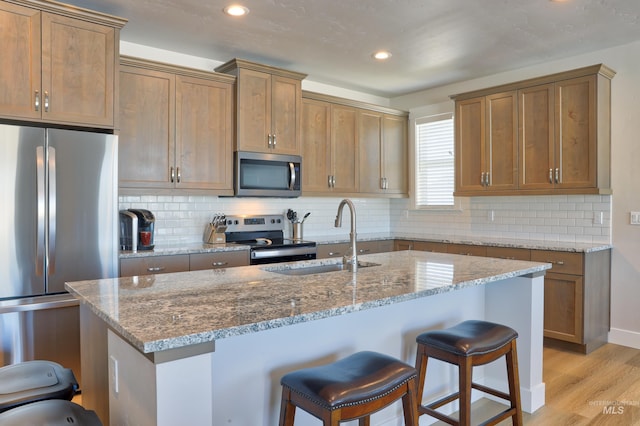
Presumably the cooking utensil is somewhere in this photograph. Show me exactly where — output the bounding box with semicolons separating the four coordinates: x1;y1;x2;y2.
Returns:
301;212;310;223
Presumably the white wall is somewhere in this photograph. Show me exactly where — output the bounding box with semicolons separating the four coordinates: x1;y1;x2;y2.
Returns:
391;40;640;349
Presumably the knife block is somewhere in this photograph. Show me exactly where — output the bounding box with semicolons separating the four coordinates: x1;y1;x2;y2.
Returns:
203;224;226;244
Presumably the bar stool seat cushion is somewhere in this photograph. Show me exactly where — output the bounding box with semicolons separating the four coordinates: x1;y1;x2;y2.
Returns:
416;320;518;356
0;361;78;412
0;400;102;426
280;351;417;410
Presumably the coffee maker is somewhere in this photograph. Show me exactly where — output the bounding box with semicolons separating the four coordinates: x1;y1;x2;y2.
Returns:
120;209;155;251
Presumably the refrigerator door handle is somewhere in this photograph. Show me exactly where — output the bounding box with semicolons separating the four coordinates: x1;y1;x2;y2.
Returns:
36;146;45;277
48;146;57;276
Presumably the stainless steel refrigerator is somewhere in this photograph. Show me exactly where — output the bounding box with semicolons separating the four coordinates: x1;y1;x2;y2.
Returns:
0;124;118;384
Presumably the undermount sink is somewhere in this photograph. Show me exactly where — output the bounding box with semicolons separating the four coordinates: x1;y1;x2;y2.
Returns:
263;261;381;276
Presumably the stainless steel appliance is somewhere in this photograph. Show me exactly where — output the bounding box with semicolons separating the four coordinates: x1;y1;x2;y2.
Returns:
127;209;155;250
0;124;118;384
234;151;301;197
224;215;316;264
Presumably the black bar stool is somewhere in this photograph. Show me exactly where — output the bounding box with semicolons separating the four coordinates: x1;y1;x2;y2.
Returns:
0;360;78;413
279;350;419;425
414;320;523;426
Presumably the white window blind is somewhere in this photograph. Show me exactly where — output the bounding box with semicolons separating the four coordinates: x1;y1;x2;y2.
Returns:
415;114;454;207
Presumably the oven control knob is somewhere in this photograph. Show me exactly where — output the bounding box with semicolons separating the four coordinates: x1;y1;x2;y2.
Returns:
234;220;239;225
277;218;281;223
271;219;275;224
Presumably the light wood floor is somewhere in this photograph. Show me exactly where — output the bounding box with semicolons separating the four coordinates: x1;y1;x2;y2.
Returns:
432;343;640;425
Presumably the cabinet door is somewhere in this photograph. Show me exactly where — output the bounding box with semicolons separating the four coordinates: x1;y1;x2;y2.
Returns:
236;68;271;152
41;12;115;127
382;114;408;194
331;105;358;192
118;66;175;189
0;2;41;121
455;97;485;193
543;272;584;343
301;99;332;192
485;92;517;191
519;84;555;190
271;75;301;155
394;240;413;251
555;75;597;189
175;76;233;191
358;110;383;193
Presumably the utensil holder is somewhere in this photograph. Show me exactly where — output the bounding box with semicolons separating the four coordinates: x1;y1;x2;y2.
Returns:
203;224;226;244
292;223;303;240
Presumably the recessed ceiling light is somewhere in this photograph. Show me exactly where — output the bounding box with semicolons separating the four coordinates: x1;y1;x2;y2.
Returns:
372;51;392;60
223;5;249;17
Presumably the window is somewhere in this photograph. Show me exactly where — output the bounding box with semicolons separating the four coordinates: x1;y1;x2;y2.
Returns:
414;113;455;208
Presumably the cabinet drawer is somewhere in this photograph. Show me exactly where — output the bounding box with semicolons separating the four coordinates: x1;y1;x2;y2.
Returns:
120;255;189;277
447;244;486;257
530;250;583;275
189;251;249;271
413;241;448;253
394;240;412;251
317;243;350;259
486;246;530;261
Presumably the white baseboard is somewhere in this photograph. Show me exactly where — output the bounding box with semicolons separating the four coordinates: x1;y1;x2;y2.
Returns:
608;328;640;349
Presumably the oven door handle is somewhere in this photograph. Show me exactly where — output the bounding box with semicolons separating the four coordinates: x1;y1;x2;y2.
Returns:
288;162;296;191
251;246;316;260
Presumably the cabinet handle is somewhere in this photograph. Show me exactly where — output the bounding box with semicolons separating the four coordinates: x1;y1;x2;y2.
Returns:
34;90;40;111
485;172;490;186
384;178;388;189
44;91;49;112
545;260;565;265
211;261;228;267
272;134;277;148
176;167;181;183
358;249;371;254
481;172;485;186
555;168;559;184
328;252;342;256
147;266;166;272
331;175;336;188
328;175;332;188
549;169;553;184
170;167;175;183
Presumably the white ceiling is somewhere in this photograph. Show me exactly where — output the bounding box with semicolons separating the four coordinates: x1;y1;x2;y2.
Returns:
68;0;640;97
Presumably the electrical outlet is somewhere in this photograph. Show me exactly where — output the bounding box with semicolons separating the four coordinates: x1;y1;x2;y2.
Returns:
631;212;640;225
488;210;495;222
593;211;603;225
110;355;119;394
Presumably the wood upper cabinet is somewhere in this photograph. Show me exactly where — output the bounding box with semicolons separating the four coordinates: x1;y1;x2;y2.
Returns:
118;57;235;193
454;64;614;196
358;110;408;196
216;59;306;155
455;91;517;194
175;75;233;191
520;76;600;191
0;1;125;128
301;98;358;194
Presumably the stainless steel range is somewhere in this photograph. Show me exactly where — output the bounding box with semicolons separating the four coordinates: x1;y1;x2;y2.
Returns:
224;215;317;264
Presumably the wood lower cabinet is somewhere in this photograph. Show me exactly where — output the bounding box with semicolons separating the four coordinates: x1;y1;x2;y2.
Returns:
485;246;531;261
446;244;487;257
118;57;235;193
0;0;125;128
317;240;394;259
189;251;249;271
216;59;306;155
395;240;448;253
531;249;611;353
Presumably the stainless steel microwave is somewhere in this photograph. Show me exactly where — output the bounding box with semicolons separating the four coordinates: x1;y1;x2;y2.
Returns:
235;151;302;197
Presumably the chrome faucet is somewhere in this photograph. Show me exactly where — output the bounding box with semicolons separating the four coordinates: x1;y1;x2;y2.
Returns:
334;199;357;267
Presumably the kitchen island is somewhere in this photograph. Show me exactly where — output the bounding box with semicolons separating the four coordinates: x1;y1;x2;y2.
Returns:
66;250;550;426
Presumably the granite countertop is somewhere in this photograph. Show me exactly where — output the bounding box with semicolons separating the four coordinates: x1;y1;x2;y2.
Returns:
66;251;550;354
119;234;611;259
119;242;250;259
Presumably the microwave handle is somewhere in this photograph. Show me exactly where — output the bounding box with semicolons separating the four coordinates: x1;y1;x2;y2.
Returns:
289;162;296;190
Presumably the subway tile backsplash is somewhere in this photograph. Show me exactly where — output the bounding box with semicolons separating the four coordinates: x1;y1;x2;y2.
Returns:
119;194;611;246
